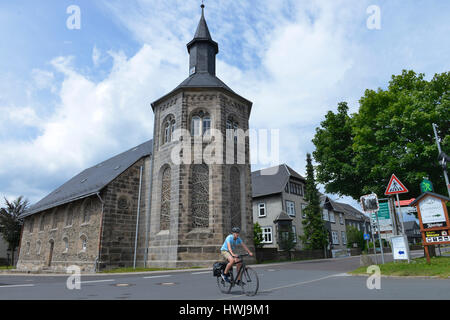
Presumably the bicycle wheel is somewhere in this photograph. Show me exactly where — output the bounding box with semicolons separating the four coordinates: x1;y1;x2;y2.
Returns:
240;267;259;296
217;270;234;294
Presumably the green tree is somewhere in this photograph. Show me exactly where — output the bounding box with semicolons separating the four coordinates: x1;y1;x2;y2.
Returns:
0;196;29;265
346;226;365;250
253;222;264;249
313;70;450;199
299;153;329;250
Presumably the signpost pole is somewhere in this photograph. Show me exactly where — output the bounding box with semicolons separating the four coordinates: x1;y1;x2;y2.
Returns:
369;217;378;264
389;197;398;236
375;210;385;264
396;194;406;235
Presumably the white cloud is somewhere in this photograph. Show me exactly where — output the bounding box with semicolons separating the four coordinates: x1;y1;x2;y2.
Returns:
2;0;449;204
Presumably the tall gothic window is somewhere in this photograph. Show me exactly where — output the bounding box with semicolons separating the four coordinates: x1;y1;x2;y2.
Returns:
230;167;241;229
162;116;176;145
191;111;211;137
191;164;209;228
160;167;171;231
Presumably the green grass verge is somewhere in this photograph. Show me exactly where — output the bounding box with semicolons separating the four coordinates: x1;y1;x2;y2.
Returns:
100;266;203;273
350;256;450;279
0;266;15;270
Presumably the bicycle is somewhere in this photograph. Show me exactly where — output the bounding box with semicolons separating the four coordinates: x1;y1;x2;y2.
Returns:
216;253;259;296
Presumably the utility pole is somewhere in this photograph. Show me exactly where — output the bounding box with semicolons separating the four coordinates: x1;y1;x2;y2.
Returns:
432;123;450;197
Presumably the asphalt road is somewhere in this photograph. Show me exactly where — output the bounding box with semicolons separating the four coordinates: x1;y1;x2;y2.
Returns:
0;250;448;300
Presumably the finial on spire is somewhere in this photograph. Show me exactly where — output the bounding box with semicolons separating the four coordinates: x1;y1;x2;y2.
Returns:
201;1;205;15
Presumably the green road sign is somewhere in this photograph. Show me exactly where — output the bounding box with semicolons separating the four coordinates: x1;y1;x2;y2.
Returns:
420;179;434;193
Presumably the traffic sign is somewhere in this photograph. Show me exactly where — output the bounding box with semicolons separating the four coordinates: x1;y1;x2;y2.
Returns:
385;174;409;195
364;234;370;240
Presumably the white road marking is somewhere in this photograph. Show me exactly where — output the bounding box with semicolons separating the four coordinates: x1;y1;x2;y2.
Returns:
0;284;35;288
81;279;115;284
191;271;210;275
143;275;172;279
220;273;344;300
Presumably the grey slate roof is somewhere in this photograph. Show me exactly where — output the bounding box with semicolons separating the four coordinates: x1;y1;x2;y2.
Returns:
251;164;306;198
273;211;293;223
404;221;419;231
21;140;153;218
322;196;369;222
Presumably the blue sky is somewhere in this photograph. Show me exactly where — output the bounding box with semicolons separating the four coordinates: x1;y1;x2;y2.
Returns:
1;0;449;220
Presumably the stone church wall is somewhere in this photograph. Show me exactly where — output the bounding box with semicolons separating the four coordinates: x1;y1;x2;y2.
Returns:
17;195;103;273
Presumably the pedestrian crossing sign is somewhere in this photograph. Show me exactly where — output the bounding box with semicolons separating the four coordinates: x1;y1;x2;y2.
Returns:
385;174;408;195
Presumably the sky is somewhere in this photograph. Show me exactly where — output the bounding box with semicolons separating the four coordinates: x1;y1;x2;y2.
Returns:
1;0;449;222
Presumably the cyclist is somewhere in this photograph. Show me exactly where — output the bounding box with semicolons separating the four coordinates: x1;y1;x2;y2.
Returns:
220;227;253;284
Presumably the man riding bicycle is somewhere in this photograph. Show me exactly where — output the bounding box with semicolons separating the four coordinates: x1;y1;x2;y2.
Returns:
220;227;253;284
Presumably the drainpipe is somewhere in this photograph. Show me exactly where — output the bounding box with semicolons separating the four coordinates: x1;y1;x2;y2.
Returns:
96;192;105;272
144;154;154;268
133;165;144;269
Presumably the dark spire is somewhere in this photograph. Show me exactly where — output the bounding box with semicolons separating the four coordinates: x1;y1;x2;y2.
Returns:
186;4;219;76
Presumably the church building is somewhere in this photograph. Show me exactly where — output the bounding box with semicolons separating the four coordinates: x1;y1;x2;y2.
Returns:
16;5;255;272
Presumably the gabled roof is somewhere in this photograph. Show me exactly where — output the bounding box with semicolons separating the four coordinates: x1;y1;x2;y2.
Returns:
321;196;369;222
251;164;306;198
21;140;153;218
273;211;293;223
410;192;450;207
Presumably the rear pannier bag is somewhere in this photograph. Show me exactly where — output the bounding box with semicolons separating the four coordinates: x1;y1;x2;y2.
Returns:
213;262;226;277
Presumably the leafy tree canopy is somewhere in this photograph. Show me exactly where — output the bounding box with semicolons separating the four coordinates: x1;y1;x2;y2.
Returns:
313;70;449;199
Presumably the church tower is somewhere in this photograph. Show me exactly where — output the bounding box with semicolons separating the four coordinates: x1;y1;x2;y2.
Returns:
147;5;254;268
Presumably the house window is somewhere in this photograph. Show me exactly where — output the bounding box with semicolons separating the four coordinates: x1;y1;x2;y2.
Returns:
323;209;329;221
341;231;347;245
301;203;307;218
289;182;303;196
339;213;344;225
286;201;296;217
329;212;335;223
332;231;339;245
292;225;297;243
258;203;266;217
262;227;273;244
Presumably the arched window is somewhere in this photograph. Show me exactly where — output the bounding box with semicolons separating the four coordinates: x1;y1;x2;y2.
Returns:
191;111;211;137
230;167;241;229
226;118;239;142
191;164;209;228
65;205;73;226
80;235;87;252
160;167;171;231
36;240;41;255
63;237;69;253
162;116;176;145
82;199;93;223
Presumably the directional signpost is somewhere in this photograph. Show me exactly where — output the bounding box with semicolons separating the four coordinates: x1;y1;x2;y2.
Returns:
360;193;384;264
385;174;410;263
411;192;450;264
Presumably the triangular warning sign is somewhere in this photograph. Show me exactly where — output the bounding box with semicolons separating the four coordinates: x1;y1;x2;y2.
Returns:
385;174;409;195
